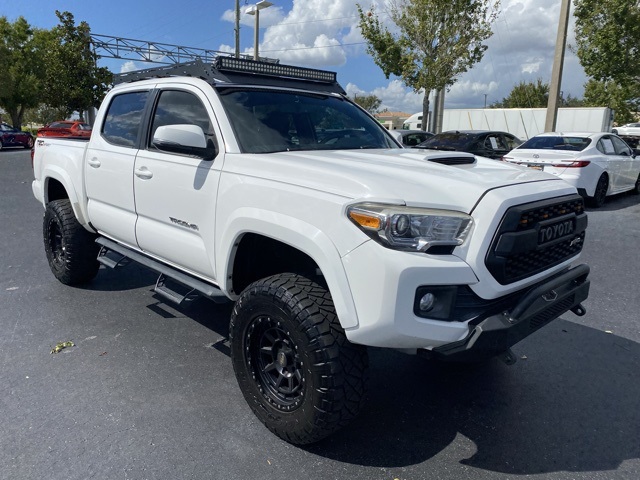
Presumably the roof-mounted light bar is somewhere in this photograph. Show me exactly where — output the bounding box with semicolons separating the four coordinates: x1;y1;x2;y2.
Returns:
214;56;337;83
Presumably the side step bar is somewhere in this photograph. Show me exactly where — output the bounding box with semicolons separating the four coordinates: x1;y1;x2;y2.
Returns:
96;237;230;306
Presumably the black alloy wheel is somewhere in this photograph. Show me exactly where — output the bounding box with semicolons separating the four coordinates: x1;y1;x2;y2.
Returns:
589;174;608;208
246;315;305;411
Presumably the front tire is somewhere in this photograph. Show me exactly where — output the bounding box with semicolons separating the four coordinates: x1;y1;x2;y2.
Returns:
230;273;369;445
43;199;100;285
588;173;608;208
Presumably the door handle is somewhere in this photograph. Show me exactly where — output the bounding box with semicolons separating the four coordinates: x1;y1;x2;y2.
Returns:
87;158;101;168
134;167;153;180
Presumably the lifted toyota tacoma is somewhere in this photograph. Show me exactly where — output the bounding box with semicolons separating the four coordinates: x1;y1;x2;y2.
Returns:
32;57;590;444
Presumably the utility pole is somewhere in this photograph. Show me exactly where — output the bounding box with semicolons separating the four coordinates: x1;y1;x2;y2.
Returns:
234;0;240;58
545;0;571;132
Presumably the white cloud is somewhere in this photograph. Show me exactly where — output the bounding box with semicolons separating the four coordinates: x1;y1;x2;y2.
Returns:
218;0;587;110
120;61;139;73
347;80;424;114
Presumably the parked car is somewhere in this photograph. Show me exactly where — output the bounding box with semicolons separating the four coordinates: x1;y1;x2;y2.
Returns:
389;129;433;147
611;123;640;137
503;132;640;207
413;130;522;159
0;122;34;150
37;121;92;138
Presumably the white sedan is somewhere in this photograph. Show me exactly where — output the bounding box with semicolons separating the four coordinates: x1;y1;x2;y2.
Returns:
612;123;640;136
503;132;640;208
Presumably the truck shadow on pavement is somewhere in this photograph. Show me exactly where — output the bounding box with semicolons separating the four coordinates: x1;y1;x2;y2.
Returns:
304;319;640;475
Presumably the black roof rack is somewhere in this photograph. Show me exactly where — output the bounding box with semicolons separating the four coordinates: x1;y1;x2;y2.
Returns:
112;57;345;94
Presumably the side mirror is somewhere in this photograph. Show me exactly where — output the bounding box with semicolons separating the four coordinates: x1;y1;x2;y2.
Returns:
152;124;217;160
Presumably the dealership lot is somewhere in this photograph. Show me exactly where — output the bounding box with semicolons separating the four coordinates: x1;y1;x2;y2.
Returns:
1;149;639;479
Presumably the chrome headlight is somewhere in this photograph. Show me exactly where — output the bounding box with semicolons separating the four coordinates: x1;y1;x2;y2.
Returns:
347;203;473;252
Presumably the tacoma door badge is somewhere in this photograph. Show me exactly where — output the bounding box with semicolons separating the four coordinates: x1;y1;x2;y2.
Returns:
169;217;199;231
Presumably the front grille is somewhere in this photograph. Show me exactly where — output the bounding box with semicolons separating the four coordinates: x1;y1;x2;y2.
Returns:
486;195;587;284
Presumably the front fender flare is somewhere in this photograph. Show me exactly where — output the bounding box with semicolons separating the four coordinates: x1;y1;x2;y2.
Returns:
217;208;359;329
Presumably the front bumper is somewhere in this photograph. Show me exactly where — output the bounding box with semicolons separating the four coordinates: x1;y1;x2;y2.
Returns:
422;264;590;362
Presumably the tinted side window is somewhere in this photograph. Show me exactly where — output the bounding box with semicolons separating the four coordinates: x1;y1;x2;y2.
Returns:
504;135;522;149
149;90;212;148
102;91;149;147
611;135;632;155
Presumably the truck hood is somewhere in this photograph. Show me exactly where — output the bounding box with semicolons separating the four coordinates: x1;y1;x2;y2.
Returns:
228;148;563;213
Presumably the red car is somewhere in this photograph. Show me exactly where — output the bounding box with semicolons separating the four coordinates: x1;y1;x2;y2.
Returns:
0;122;34;150
37;121;92;138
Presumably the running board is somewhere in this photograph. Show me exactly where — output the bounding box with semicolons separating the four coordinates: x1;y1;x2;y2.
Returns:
95;237;230;306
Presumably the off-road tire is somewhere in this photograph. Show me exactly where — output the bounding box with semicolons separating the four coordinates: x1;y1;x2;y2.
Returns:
43;199;100;285
588;173;608;208
230;273;369;445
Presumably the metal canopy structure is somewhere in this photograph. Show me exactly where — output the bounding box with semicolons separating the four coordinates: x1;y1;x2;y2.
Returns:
90;34;277;65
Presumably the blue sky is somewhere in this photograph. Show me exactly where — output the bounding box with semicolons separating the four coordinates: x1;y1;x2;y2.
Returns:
1;0;588;114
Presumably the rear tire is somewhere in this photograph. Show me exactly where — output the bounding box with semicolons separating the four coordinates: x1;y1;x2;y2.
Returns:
230;273;369;445
588;174;608;208
43;199;100;285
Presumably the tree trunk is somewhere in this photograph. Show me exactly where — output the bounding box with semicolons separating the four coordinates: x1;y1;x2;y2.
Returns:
9;105;25;130
422;91;431;132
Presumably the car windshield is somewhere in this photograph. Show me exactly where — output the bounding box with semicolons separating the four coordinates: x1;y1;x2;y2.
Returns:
519;136;591;151
216;88;396;153
48;122;72;129
416;132;473;149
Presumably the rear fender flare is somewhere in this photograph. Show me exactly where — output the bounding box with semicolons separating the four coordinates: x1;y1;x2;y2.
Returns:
42;165;90;227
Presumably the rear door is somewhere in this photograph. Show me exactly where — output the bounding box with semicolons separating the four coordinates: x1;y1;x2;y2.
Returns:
596;135;624;192
85;89;151;247
611;135;637;191
133;85;223;280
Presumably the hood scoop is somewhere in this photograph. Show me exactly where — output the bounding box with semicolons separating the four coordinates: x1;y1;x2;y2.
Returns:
428;156;476;166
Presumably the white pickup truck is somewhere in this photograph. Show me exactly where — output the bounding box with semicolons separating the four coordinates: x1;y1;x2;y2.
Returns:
32;57;590;445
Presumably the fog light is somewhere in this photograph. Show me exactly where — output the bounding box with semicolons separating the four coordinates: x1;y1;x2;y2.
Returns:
413;286;458;320
419;293;436;312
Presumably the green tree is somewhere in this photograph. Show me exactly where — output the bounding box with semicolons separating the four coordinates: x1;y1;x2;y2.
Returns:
583;79;639;124
358;0;500;131
42;11;112;118
0;16;46;129
23;104;70;127
560;94;585;108
353;94;382;113
491;79;549;108
574;0;640;86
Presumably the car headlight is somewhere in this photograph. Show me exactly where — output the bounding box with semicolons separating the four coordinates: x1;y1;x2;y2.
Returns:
347;202;473;252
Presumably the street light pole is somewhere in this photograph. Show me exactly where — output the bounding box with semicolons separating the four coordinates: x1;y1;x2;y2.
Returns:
246;1;273;61
235;0;240;58
545;0;571;132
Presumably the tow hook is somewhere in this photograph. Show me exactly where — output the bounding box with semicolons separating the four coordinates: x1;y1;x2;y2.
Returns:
571;303;587;316
498;348;517;365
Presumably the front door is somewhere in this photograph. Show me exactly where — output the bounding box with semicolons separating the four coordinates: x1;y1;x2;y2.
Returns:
133;86;223;280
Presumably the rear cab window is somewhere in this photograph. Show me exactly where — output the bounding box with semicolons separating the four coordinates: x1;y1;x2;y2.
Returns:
101;91;150;148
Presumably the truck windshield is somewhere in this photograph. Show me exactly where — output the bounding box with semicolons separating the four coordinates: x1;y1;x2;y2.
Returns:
217;88;396;153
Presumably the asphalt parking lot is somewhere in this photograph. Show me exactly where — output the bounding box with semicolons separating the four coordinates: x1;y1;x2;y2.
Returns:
1;148;639;480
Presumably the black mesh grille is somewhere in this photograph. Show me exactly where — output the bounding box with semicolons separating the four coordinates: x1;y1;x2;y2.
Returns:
505;231;586;280
518;198;585;229
486;195;587;284
529;294;575;331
